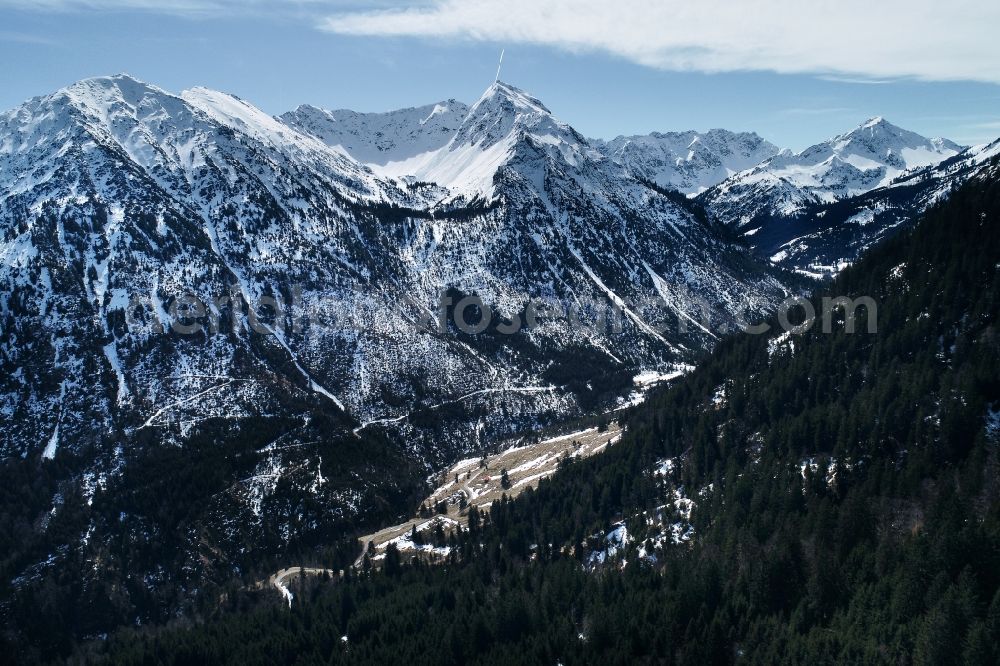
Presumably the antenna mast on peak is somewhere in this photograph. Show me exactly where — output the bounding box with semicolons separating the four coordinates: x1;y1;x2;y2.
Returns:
494;49;504;83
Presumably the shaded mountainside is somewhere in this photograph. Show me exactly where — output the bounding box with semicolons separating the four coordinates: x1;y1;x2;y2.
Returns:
0;74;795;461
90;155;1000;665
0;74;792;464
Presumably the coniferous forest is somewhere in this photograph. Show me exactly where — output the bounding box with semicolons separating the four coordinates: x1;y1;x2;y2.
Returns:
75;162;1000;664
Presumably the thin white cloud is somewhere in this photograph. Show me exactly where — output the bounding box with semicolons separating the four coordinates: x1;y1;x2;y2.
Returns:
0;30;58;44
0;0;220;12
0;0;410;10
970;120;1000;130
780;107;856;117
0;0;335;16
818;76;896;86
318;0;1000;84
0;0;220;16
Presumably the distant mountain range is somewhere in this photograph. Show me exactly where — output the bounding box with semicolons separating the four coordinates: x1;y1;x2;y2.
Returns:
700;119;997;276
594;129;780;196
705;116;963;215
283;87;994;280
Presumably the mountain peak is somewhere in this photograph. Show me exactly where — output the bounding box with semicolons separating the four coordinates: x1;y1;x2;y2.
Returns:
827;118;964;159
72;72;150;87
836;116;963;152
846;116;912;138
57;72;172;111
703;116;968;228
447;81;556;154
474;80;552;116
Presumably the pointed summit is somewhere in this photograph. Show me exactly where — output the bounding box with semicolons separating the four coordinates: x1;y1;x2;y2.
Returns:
472;80;552;116
450;80;569;158
842;116;913;141
404;79;597;200
840;116;960;151
833;116;965;166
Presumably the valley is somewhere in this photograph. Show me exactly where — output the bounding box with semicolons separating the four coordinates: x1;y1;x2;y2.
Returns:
359;422;623;561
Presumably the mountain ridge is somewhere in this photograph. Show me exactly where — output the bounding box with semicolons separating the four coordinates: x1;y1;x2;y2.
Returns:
595;128;781;195
702;116;965;227
0;74;793;641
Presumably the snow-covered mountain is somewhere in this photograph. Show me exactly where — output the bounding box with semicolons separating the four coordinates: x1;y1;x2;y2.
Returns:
0;74;791;612
697;117;967;276
290;81;602;203
0;75;799;469
702;117;963;226
711;136;999;278
291;94;781;201
594;129;781;195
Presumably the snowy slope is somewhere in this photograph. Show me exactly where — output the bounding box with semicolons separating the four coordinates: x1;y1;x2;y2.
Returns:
412;81;605;200
595;129;780;195
0;75;405;210
281;99;469;168
769;117;963;197
288;82;604;203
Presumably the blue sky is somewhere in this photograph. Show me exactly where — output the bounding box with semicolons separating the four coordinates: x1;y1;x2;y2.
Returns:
1;1;998;151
